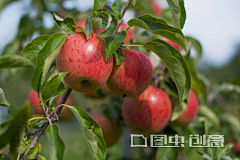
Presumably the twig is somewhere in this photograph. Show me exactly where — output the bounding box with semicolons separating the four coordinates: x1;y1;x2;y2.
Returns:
19;87;72;160
121;0;132;18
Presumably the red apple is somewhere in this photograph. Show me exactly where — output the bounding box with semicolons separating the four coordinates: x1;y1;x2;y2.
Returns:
107;50;153;97
28;90;44;114
81;84;110;98
163;37;180;50
122;85;172;136
228;139;240;153
92;114;121;147
55;95;75;120
56;32;113;92
173;90;199;125
150;0;163;16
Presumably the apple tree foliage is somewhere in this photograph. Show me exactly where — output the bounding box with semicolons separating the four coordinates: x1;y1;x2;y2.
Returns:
0;0;239;159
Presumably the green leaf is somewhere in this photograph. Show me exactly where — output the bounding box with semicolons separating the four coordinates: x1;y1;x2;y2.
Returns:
111;1;121;20
128;15;187;51
1;39;20;55
46;124;65;160
31;33;68;92
53;13;76;34
0;55;35;69
186;37;203;61
91;18;102;30
144;39;191;102
66;105;106;160
85;17;92;40
8;105;19;116
105;31;127;61
0;104;30;158
187;57;206;103
220;113;240;142
156;147;179;160
22;35;50;60
215;144;232;160
198;105;220;128
39;155;46;160
0;88;10;107
99;21;116;38
42;72;67;104
27;142;42;159
214;82;240;95
93;0;108;17
114;49;125;65
166;0;186;29
73;25;87;35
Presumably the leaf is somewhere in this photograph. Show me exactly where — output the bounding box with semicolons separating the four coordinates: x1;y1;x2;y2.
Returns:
42;72;67;104
0;55;35;69
144;39;191;102
91;18;102;30
93;0;108;17
85;16;92;40
66;105;106;160
8;105;19;116
27;142;42;159
105;31;127;61
111;1;121;20
0;104;30;158
186;37;203;61
198;105;220;128
22;35;50;60
31;33;68;92
99;21;116;38
187;57;206;103
166;0;186;29
53;13;76;34
39;155;46;160
46;124;65;160
215;144;232;160
128;15;187;51
214;83;240;95
1;39;20;55
0;88;10;107
156;147;179;160
114;49;125;65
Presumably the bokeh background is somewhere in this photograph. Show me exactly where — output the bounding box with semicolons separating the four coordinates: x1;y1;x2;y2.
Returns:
0;0;240;159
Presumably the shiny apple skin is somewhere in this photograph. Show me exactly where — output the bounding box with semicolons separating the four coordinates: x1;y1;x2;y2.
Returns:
92;114;121;147
174;90;199;125
107;50;153;97
122;85;172;136
56;32;113;92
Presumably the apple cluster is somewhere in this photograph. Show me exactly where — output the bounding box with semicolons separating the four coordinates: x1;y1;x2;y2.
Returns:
28;18;199;148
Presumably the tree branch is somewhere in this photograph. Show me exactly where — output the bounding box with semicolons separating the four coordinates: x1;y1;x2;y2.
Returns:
121;0;132;18
19;87;72;160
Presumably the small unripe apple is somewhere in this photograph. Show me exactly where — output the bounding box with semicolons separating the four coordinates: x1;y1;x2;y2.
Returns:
173;90;199;126
55;95;75;120
56;32;113;92
163;37;180;50
122;85;172;136
28;90;44;114
107;50;153;97
92;114;121;147
81;84;110;98
150;0;163;16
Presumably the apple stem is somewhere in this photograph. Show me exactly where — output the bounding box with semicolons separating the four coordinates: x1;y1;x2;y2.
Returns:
20;86;72;160
121;0;132;18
